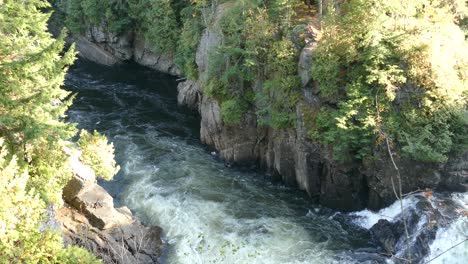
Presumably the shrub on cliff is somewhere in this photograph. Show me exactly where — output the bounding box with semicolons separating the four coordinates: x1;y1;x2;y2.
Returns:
59;0;131;34
78;130;120;181
310;0;468;163
0;140;100;263
129;0;180;54
205;0;303;127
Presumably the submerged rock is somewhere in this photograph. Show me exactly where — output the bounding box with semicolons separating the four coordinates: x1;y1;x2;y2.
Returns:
364;194;465;264
370;219;405;255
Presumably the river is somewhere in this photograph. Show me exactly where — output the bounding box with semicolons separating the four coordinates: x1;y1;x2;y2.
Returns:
65;60;467;264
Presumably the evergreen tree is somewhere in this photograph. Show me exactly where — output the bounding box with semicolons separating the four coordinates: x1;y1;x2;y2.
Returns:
0;0;102;262
310;0;468;163
0;0;77;203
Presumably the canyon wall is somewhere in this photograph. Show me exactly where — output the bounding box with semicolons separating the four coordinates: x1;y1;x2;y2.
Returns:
62;3;467;211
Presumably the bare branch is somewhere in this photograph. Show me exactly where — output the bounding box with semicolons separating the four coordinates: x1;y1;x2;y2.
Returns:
424;237;468;264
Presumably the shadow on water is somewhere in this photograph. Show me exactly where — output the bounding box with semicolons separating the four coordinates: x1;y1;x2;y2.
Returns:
65;60;380;264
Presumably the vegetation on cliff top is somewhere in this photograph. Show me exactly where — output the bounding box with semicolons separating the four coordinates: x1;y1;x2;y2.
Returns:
56;0;304;128
0;0;118;262
310;0;468;163
54;0;467;165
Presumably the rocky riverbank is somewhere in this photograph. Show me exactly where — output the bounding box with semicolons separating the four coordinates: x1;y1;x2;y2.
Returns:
58;147;164;263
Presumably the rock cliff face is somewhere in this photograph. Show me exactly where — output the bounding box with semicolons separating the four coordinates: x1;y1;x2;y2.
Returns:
69;24;180;76
59;147;164;263
65;3;467;211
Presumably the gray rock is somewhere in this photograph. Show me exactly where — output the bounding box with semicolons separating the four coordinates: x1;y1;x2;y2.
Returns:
196;2;233;73
177;80;201;109
364;151;443;210
66;24;179;75
63;148;96;202
89;26;107;43
441;151;468;192
60;146;163;263
370;219;404;254
133;34;180;75
58;206;163;264
69;184;133;230
298;24;320;88
199;96;260;166
72;35;121;66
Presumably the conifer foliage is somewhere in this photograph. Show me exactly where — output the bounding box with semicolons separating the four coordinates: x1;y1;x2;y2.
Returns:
0;0;103;262
310;0;468;162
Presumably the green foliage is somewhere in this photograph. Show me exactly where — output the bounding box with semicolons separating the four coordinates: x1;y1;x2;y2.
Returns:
257;39;301;128
64;0;86;33
81;0;106;25
0;1;115;261
0;0;77;203
78;130;120;181
61;0;131;34
175;3;206;80
129;0;180;54
56;246;101;263
205;0;303;126
310;0;468;163
221;99;248;125
0;140;100;263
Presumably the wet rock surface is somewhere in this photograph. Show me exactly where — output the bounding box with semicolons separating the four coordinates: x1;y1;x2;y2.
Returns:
367;194;465;264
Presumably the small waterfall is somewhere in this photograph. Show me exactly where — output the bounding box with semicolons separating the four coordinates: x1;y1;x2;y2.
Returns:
351;193;467;264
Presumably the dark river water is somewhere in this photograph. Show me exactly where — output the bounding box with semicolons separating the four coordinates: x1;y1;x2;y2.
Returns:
64;60;467;264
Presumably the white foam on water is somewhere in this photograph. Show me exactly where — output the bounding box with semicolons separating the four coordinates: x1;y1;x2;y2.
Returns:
114;133;341;264
350;196;419;229
125;179;331;264
67;63;467;264
424;193;468;264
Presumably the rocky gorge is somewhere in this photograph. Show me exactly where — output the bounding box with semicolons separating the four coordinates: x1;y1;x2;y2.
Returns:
57;2;467;212
48;1;468;263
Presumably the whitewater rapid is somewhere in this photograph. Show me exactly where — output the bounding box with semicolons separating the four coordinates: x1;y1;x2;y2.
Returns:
65;61;467;264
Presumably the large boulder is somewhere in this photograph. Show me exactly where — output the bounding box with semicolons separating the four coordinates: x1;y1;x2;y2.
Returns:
366;194;463;264
71;35;121;66
63;147;139;230
60;146;164;263
69;184;133;230
63;148;96;202
58;206;163;264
